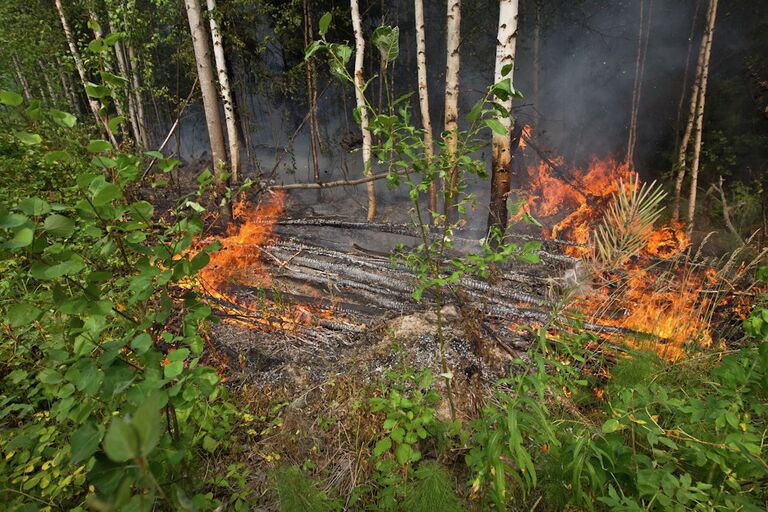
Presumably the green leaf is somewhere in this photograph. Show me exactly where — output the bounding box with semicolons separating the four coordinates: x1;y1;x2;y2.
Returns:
71;422;102;464
372;26;400;65
144;150;164;159
30;254;85;280
0;90;23;106
85;82;111;99
92;183;122;206
602;418;625;433
373;436;392;457
130;333;153;354
485;118;508;136
19;197;51;216
104;418;139;462
318;12;332;36
87;139;112;153
4;227;34;248
13;130;42;145
501;63;514;77
108;115;124;133
132;393;162;456
50;110;77;128
43;214;75;237
8;303;42;328
0;212;28;228
38;368;63;385
164;360;184;379
395;443;412;464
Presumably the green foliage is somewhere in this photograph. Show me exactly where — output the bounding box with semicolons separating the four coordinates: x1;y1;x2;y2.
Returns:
0;53;236;511
273;465;341;512
401;462;464;512
370;367;442;467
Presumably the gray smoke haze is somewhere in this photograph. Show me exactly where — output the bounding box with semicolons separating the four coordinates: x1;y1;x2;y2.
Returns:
171;0;765;216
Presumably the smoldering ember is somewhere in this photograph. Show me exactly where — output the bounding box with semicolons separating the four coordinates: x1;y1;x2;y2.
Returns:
1;0;767;510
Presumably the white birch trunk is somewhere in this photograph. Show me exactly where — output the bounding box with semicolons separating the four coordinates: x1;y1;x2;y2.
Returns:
488;0;519;234
54;0;118;147
109;19;142;146
443;0;461;219
351;0;376;221
673;4;710;221
687;0;719;232
414;0;436;213
184;0;228;180
125;41;149;148
11;54;31;101
206;0;241;184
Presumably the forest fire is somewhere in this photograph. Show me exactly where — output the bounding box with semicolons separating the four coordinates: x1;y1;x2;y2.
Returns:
522;153;710;358
195;191;338;331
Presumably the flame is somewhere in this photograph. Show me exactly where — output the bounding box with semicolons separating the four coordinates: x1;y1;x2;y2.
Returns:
192;191;341;332
199;191;286;291
523;151;709;358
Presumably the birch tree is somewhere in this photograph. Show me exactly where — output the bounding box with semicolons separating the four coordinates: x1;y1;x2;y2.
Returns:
351;0;376;221
183;0;228;189
206;0;241;184
443;0;461;220
414;0;436;213
11;53;31;101
672;0;718;227
626;0;653;167
686;0;718;232
304;0;321;193
54;0;118;147
487;0;519;236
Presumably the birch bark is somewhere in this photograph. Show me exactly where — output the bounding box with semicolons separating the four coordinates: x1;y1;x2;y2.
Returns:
351;0;377;221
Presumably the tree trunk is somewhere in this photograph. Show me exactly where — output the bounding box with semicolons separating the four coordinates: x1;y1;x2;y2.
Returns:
304;0;321;196
54;0;119;147
55;56;80;115
673;0;701;152
443;0;461;221
672;3;710;221
184;0;228;182
487;0;519;237
626;0;653;167
206;0;241;185
38;61;57;107
109;19;142;145
12;53;31;101
125;37;149;148
414;0;436;214
532;5;541;124
351;0;377;221
687;0;719;233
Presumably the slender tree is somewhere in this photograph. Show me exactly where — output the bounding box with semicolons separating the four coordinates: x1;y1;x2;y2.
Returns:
626;0;653;167
672;12;708;221
443;0;461;220
54;0;118;147
109;18;142;146
487;0;519;236
687;0;719;232
304;0;321;194
351;0;376;221
206;0;241;184
11;53;31;101
183;0;228;191
414;0;436;214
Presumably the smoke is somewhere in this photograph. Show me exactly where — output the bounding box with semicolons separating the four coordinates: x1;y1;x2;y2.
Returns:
171;0;766;207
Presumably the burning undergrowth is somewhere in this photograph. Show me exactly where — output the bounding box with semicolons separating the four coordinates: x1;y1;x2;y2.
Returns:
522;145;759;359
